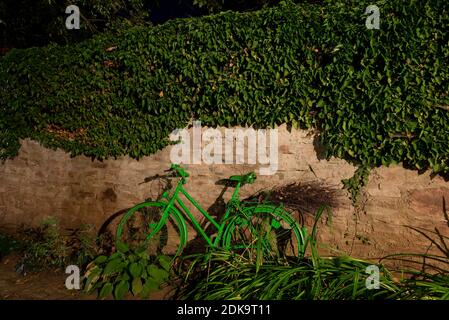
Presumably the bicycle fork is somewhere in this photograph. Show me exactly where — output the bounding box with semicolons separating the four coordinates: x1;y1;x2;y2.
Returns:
212;182;242;248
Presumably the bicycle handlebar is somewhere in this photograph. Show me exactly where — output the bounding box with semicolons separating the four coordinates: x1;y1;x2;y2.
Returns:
170;164;190;178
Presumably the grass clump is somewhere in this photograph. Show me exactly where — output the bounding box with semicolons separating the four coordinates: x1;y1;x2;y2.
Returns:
175;250;400;300
11;217;110;273
174;207;449;300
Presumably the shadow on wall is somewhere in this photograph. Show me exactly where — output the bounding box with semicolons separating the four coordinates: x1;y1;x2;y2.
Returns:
380;196;449;271
97;172;176;242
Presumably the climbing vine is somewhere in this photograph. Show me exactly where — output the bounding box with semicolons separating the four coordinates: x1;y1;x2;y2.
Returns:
1;1;448;175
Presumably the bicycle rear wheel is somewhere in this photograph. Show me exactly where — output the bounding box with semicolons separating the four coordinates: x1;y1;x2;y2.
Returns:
221;204;305;259
116;201;187;257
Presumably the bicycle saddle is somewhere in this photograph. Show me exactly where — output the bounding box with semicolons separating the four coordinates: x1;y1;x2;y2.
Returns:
228;172;256;184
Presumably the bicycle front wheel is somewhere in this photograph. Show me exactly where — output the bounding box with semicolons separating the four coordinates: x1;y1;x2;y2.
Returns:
116;201;187;257
222;204;305;259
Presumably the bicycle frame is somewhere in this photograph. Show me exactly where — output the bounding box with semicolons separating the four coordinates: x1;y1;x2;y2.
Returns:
117;167;304;258
154;177;243;249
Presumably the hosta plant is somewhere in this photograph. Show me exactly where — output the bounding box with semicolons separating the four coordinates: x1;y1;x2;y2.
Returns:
84;241;172;299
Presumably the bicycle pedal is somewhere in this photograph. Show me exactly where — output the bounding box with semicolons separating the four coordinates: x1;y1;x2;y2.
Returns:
271;219;281;229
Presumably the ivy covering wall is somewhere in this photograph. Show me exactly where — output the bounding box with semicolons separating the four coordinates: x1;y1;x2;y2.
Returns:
1;0;448;173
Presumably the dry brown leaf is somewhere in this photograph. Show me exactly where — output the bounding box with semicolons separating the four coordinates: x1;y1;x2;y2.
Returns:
105;46;117;52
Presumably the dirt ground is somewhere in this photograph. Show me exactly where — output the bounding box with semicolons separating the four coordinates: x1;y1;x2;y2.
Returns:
0;254;173;300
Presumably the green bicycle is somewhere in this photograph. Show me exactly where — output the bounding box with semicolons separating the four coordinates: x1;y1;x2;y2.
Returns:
116;164;306;258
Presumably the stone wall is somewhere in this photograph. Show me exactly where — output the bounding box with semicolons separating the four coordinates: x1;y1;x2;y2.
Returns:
1;125;448;262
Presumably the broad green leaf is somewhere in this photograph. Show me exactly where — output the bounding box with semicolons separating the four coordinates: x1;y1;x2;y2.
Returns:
103;258;124;276
129;262;143;278
157;256;172;272
94;255;108;264
147;265;169;283
99;282;113;299
114;280;129;300
140;278;160;299
132;278;143;296
116;241;129;253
